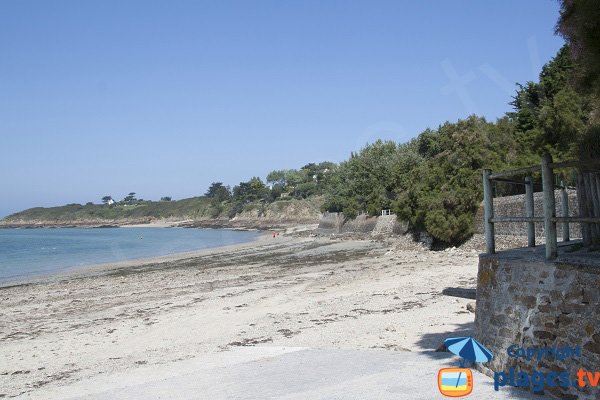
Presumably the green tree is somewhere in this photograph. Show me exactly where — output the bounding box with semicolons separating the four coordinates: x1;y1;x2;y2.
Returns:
557;0;600;98
123;192;137;204
205;182;232;202
232;177;269;203
267;162;337;200
393;116;515;244
266;170;290;187
556;1;600;159
322;140;398;217
510;45;588;160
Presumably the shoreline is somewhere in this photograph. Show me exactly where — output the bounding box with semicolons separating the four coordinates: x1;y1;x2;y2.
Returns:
0;229;274;289
0;224;318;289
1;230;479;399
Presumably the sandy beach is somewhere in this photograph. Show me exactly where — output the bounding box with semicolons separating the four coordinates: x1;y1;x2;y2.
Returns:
0;229;484;398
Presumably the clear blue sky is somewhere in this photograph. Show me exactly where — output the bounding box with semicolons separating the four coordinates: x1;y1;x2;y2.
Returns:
0;1;564;217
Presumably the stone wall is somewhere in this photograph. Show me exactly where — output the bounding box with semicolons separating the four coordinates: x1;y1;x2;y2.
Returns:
474;189;581;239
317;212;407;236
474;247;600;399
341;214;378;234
371;214;408;236
316;212;345;234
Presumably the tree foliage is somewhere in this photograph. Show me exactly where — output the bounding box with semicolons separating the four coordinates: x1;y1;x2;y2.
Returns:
510;45;588;160
232;177;269;203
556;0;600;159
322;140;398;219
266;162;336;200
396;117;517;243
205;182;232;202
123;192;137;204
557;0;600;99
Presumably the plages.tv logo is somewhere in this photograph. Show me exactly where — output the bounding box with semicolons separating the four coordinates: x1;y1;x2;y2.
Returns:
438;336;493;397
493;344;600;392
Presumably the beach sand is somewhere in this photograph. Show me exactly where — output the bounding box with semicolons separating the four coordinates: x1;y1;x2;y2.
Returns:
0;230;480;398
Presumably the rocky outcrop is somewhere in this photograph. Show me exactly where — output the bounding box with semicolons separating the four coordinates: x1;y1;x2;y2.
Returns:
232;199;322;226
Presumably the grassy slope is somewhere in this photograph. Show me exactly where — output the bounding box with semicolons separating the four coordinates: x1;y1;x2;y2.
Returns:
2;197;215;223
1;196;324;225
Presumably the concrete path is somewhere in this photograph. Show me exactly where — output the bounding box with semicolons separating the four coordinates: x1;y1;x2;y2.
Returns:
24;347;545;400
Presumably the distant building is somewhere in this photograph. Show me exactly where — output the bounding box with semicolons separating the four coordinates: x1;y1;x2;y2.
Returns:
107;198;115;205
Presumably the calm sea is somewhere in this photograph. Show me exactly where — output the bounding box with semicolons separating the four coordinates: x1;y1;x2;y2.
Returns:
0;227;260;284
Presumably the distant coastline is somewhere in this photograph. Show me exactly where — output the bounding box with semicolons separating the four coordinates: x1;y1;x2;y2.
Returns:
0;218;314;230
0;197;323;230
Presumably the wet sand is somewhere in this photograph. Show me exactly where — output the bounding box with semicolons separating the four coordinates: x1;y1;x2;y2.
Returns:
0;231;479;398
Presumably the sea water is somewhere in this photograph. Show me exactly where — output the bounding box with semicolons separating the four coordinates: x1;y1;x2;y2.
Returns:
0;227;260;284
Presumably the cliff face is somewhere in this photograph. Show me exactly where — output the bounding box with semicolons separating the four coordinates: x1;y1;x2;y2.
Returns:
232;199;322;224
0;198;323;229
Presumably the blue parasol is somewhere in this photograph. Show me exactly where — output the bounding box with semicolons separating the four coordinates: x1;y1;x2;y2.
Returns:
444;336;493;365
443;336;493;388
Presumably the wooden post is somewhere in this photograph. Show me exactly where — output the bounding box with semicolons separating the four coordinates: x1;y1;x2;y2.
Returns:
483;169;495;254
595;173;600;244
541;154;557;259
583;173;597;241
590;173;600;243
560;181;570;242
525;176;535;247
578;172;592;247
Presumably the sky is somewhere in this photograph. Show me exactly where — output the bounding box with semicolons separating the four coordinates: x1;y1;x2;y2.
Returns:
0;0;565;217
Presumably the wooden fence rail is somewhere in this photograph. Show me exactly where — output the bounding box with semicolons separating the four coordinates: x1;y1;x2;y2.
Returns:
483;154;600;260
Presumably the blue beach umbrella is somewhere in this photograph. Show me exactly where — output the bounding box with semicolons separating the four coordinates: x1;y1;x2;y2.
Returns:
444;336;493;365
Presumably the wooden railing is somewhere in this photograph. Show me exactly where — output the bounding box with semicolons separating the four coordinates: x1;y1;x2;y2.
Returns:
483;154;600;260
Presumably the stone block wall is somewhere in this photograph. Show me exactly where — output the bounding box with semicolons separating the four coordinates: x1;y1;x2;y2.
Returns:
316;212;407;236
341;214;378;233
475;249;600;399
316;212;344;234
371;214;408;236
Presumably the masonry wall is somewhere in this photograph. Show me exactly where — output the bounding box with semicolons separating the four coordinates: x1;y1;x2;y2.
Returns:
474;189;581;239
316;212;344;234
475;251;600;399
341;214;378;234
374;214;408;236
317;212;407;236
